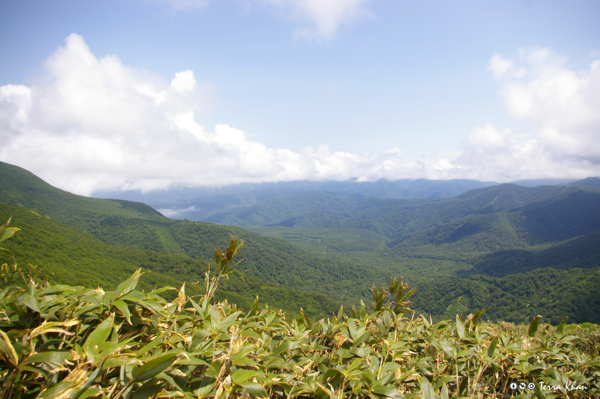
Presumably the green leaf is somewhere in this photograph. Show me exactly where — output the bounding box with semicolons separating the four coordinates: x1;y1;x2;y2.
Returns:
113;300;132;324
238;382;267;398
132;353;178;383
534;383;546;399
352;331;372;347
71;361;105;399
136;333;166;356
131;378;164;399
471;308;485;326
487;337;498;358
22;350;72;366
0;247;15;258
20;292;40;313
556;317;567;337
315;382;338;399
529;316;540;338
372;385;404;399
359;300;367;320
113;269;144;301
0;286;10;301
230;345;254;366
216;311;242;332
420;377;435;399
441;383;449;399
156;372;183;391
37;380;77;399
336;305;344;321
84;314;115;350
272;340;292;357
347;318;357;340
231;369;261;385
74;389;101;399
0;217;19;243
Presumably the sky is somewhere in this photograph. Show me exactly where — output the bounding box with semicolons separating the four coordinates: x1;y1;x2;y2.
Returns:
1;0;599;196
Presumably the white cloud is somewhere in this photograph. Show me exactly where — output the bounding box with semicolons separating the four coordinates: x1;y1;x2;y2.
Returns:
499;49;600;163
261;0;373;40
1;36;599;196
488;54;515;78
488;53;526;79
0;34;432;195
153;0;372;40
453;48;600;181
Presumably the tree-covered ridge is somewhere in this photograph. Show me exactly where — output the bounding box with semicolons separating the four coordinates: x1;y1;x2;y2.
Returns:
412;267;600;325
0;163;382;307
0;162;165;229
0;204;340;318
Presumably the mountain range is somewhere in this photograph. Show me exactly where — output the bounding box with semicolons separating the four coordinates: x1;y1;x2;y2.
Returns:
1;161;599;324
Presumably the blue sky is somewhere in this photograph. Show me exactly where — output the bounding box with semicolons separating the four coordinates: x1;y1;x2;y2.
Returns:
1;0;599;195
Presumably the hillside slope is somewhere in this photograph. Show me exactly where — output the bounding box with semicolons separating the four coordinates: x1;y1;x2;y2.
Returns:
0;162;378;306
412;267;600;324
0;202;341;317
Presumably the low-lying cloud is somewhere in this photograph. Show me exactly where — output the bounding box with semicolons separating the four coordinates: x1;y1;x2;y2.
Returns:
1;35;599;196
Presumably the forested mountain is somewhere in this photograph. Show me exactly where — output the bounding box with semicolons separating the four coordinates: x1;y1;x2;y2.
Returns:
569;176;600;188
0;162;379;309
390;187;600;250
94;178;497;220
412;267;600;324
203;182;600;246
2;161;599;324
0;202;343;317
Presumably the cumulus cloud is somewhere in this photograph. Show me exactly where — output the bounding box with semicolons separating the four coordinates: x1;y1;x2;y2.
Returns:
0;34;437;195
1;36;599;196
455;48;600;181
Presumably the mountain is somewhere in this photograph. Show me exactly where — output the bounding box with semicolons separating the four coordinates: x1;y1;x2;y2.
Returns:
568;176;600;188
389;186;600;250
211;183;582;240
93;178;497;221
510;178;576;187
412;267;600;325
0;162;380;309
0;201;344;317
2;161;599;324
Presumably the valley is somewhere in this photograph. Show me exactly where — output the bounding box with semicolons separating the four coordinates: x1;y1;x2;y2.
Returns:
1;161;599;324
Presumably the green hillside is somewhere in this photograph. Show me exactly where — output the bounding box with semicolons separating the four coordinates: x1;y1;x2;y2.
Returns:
198;184;567;236
0;162;165;225
412;267;600;324
463;230;600;277
0;203;342;317
237;184;600;325
203;191;358;225
0;163;380;307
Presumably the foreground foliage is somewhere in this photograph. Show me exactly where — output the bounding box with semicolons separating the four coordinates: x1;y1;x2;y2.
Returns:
0;220;599;398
